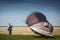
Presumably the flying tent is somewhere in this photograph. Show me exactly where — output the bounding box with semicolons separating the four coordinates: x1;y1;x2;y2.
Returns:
26;12;53;37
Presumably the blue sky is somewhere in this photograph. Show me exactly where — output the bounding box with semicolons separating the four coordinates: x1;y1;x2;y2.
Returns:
0;0;60;26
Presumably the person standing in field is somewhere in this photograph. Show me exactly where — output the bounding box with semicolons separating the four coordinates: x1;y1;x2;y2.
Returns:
8;23;13;35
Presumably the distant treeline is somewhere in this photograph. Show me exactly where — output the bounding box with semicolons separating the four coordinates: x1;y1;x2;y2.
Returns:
0;26;28;27
0;26;60;27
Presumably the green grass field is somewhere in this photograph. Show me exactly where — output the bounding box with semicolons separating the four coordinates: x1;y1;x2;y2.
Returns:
0;34;60;40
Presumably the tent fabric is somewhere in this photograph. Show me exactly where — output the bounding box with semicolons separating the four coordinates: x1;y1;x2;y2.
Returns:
26;12;47;26
26;12;53;36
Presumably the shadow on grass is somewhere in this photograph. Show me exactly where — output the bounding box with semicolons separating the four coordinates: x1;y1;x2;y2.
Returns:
33;35;60;38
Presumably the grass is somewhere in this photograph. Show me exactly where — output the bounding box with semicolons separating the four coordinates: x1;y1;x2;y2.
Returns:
0;34;60;40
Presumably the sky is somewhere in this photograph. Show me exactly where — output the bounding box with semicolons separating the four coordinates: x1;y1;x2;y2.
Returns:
0;0;60;26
